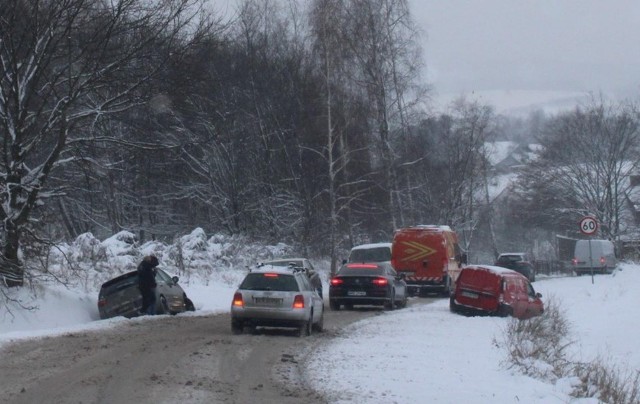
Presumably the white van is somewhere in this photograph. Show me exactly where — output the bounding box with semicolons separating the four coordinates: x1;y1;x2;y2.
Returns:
572;239;616;275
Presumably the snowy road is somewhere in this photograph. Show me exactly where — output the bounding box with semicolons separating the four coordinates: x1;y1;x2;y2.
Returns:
0;299;434;404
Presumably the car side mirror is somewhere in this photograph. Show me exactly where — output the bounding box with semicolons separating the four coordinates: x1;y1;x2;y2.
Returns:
172;276;179;284
535;292;542;298
342;259;347;265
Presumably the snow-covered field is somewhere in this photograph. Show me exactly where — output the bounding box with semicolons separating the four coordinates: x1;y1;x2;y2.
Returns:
307;267;640;403
1;230;639;403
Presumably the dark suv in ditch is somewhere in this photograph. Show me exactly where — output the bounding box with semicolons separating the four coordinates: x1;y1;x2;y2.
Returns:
98;268;195;319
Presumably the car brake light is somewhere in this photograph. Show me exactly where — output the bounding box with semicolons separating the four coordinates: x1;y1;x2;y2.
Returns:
572;258;577;265
600;256;605;264
98;297;107;307
263;273;279;277
330;278;344;286
232;292;244;307
293;294;305;309
346;263;378;269
372;277;388;286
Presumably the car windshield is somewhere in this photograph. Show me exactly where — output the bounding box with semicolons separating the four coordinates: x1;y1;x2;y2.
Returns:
349;247;391;262
338;265;385;276
240;273;299;291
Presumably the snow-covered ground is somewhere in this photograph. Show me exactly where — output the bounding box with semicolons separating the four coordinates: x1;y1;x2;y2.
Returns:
1;230;639;403
307;267;640;403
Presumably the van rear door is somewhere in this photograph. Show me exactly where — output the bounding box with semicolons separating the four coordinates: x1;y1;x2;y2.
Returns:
393;231;447;278
455;267;501;312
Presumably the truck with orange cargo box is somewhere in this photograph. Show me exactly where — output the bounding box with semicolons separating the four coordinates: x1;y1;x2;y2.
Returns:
391;225;465;296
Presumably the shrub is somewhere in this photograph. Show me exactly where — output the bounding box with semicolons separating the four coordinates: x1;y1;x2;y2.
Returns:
571;359;640;404
499;295;640;403
498;295;573;380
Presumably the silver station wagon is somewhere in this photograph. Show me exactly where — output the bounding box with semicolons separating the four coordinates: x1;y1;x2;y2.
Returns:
230;266;324;337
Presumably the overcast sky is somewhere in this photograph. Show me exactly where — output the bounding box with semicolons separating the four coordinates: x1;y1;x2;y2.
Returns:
213;0;640;113
409;1;640;112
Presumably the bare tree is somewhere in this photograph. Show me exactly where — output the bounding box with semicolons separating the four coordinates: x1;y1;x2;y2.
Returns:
309;0;345;274
337;0;424;232
0;0;206;286
516;97;640;241
412;97;494;252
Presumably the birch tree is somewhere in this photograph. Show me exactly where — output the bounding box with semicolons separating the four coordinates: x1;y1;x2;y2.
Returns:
339;0;423;232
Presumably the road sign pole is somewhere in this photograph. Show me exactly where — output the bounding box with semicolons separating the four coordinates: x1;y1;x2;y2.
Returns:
589;238;594;284
579;216;598;284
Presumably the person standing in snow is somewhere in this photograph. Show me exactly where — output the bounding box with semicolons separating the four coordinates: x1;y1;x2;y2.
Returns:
137;255;159;315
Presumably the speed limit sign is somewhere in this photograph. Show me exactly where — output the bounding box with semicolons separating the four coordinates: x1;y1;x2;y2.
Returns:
579;216;598;235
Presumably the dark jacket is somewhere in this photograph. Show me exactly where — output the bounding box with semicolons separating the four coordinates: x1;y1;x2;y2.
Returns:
137;256;158;290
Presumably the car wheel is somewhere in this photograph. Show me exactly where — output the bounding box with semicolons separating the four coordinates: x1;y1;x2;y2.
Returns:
449;296;460;313
441;276;452;297
385;290;396;310
231;319;243;335
497;304;513;317
400;293;408;308
298;314;312;337
312;309;324;332
160;295;170;314
184;296;195;311
330;300;341;311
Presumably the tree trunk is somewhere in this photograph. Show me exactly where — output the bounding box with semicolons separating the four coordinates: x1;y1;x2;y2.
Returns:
2;222;23;287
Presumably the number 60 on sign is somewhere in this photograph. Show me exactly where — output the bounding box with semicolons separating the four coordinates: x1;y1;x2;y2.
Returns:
579;216;598;235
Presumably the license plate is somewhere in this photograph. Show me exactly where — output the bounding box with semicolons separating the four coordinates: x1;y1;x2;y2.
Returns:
461;291;478;299
254;297;283;306
347;290;366;296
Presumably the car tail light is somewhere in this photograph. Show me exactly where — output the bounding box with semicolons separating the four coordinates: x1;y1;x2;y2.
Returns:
372;277;388;286
263;273;279;277
346;263;378;269
232;292;244;307
293;294;305;309
98;297;107;307
330;278;344;286
600;256;605;264
572;258;577;265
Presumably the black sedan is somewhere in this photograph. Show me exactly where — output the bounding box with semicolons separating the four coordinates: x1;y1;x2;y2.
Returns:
329;262;408;310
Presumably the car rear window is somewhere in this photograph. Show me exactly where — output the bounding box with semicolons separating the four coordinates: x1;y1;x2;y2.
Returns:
240;273;299;291
498;255;522;263
100;272;138;295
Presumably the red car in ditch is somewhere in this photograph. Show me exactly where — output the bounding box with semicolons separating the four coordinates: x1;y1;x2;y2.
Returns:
450;265;543;320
